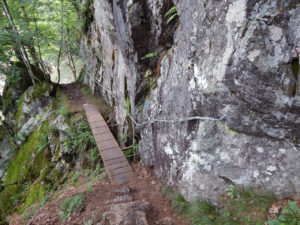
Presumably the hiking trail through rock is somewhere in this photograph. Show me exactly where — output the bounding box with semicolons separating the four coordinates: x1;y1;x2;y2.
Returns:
6;83;188;225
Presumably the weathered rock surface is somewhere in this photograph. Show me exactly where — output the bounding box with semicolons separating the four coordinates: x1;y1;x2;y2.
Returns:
0;137;12;178
81;0;300;202
98;200;150;225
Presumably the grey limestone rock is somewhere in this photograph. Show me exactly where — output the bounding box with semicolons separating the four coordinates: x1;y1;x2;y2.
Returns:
81;0;300;203
98;200;150;225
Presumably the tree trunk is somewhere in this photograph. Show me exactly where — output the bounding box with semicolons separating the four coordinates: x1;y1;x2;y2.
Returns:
57;0;64;85
66;27;77;80
21;3;50;82
1;0;37;84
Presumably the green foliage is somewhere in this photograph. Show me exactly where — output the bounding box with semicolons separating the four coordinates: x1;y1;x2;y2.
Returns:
163;185;275;225
80;0;94;32
35;133;49;154
0;121;53;216
0;0;81;82
56;90;72;117
23;208;37;220
124;143;139;160
89;147;99;161
71;172;81;185
38;195;51;207
63;118;96;152
225;184;240;199
142;52;158;60
125;97;131;115
268;201;300;225
59;193;85;220
165;6;178;24
5;66;22;85
84;220;93;225
20;181;50;213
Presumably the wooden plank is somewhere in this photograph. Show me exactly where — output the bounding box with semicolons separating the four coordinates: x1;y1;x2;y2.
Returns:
90;121;106;129
105;157;128;166
97;140;119;151
111;165;132;176
100;149;124;160
94;133;114;142
92;128;109;136
83;103;133;185
107;161;130;170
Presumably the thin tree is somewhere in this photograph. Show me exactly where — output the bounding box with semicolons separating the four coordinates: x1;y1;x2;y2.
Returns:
57;0;64;84
1;0;37;84
66;26;76;80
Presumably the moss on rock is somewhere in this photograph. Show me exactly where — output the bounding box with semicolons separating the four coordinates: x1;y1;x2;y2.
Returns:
19;181;50;213
0;122;52;215
0;184;21;216
3;122;51;186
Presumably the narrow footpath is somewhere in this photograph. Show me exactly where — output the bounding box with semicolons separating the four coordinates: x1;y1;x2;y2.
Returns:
7;82;188;225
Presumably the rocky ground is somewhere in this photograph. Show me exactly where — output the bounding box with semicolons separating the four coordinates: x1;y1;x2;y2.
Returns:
7;164;188;225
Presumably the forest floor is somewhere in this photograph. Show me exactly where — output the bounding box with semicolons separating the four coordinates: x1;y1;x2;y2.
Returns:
6;82;188;225
7;164;187;225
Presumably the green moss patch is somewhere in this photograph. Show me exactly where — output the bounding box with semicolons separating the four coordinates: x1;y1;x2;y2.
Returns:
4;122;51;186
0;122;52;215
19;181;50;213
0;184;21;216
163;185;275;225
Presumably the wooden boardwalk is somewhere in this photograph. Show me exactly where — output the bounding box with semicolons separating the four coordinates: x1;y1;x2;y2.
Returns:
83;104;133;185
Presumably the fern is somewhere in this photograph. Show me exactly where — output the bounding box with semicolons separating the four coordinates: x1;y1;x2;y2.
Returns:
59;194;85;220
165;6;178;24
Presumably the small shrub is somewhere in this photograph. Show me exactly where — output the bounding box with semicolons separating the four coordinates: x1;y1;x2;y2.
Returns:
125;97;131;115
59;193;85;220
38;195;51;207
89;147;99;161
23;208;37;220
268;201;300;225
35;133;49;154
71;172;81;185
225;184;240;199
63;119;96;152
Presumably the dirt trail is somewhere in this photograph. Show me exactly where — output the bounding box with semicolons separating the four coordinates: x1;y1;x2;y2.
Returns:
60;83;90;112
7;83;188;225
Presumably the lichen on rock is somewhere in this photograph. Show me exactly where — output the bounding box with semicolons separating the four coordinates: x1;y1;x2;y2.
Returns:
80;0;300;203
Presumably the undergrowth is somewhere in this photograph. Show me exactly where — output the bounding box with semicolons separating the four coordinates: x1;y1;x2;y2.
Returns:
162;185;275;225
59;193;85;220
55;89;72;117
268;200;300;225
63;118;97;162
80;86;111;119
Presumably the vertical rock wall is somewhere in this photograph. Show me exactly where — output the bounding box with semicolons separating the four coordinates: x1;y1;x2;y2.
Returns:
80;0;300;202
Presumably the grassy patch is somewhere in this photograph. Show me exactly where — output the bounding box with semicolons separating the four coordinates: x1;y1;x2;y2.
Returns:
59;193;85;220
55;90;72;117
80;86;110;119
163;185;275;225
23;207;38;220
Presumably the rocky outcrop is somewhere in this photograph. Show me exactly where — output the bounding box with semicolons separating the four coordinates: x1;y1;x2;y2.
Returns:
0;78;98;216
80;0;300;202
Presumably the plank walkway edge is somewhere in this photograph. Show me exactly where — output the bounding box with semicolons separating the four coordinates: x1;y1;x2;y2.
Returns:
83;104;133;185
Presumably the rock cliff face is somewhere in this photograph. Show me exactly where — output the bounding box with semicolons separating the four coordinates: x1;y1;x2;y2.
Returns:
80;0;300;202
0;72;98;215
